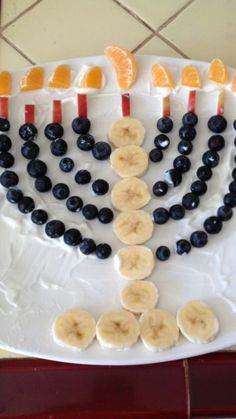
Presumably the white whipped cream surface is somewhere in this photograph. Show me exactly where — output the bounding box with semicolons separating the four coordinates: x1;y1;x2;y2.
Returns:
0;55;236;365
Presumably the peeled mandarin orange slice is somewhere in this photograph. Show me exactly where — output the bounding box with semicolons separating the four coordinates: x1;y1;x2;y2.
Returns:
151;63;175;88
20;67;44;92
0;71;12;96
231;75;236;92
48;64;71;89
80;66;103;89
209;58;228;84
105;46;137;90
181;65;201;88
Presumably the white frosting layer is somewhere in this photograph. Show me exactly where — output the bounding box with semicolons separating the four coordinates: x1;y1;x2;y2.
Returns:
0;55;236;365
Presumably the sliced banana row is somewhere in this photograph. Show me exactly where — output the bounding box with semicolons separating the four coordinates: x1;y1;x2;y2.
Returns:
111;145;148;178
113;210;154;245
52;301;219;351
111;177;151;212
108;117;145;148
114;245;155;280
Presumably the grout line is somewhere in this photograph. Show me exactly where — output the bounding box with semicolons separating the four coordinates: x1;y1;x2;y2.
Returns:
131;33;156;54
112;0;155;32
0;34;36;65
0;0;43;32
155;33;190;59
183;359;191;419
157;0;196;32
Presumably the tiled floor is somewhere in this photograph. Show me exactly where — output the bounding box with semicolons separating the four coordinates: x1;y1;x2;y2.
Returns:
0;0;235;359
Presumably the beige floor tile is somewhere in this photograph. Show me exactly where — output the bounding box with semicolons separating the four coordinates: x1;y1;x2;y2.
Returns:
136;35;182;57
0;349;26;358
0;38;31;71
118;0;189;29
1;0;37;27
2;0;151;64
161;0;236;68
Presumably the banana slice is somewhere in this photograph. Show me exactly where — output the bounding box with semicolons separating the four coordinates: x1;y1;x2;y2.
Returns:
140;309;179;351
108;117;145;147
113;210;153;245
110;145;148;178
177;300;219;344
52;308;96;351
120;281;159;313
111;177;151;211
96;309;140;349
114;245;155;280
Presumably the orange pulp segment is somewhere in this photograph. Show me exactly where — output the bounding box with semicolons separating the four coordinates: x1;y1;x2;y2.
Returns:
0;71;12;96
105;46;137;90
231;74;236;92
209;58;228;84
181;65;201;88
20;67;44;92
80;66;103;89
48;64;71;89
151;63;175;88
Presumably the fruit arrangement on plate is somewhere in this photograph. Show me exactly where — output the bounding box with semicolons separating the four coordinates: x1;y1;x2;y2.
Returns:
0;47;236;364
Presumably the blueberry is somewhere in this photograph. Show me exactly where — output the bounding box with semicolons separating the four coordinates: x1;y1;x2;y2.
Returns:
98;207;114;224
44;123;64;140
66;196;83;212
92;142;111;160
190;231;208;248
92;179;109;195
169;204;185;220
164;168;182;187
152;181;168;196
149;148;163;162
82;204;98;220
232;168;236;180
75;170;91;185
229;180;236;194
0;118;10;132
31;209;48;225
18;196;35;214
45;220;65;238
19;123;37;141
72;117;91;134
208;135;225;151
208;115;227;133
197;165;212;181
154;134;170;149
6;188;23;203
224;193;236;208
21;141;39;159
96;243;112;259
0;170;18;188
173;155;191;173
217;205;233;222
182;193;199;210
204;216;222;234
176;239;191;255
80;238;96;255
153;207;169;224
191;180;207;196
178;140;193;155
202;150;219;167
50;139;67;156
0;152;14;168
27;159;47;178
234;137;236;147
233;120;236;131
0;134;11;152
59;157;74;173
77;134;95;151
157;117;173;133
35;176;52;192
52;183;70;200
64;228;82;246
182;112;198;127
156;246;170;261
179;126;196;141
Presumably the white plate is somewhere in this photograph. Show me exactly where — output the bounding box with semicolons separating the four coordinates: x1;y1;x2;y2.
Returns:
0;55;236;365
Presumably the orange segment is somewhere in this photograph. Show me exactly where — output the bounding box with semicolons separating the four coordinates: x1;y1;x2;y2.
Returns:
181;65;201;88
105;46;137;90
48;64;71;89
231;74;236;92
151;63;175;88
20;67;44;92
80;66;103;89
0;71;12;96
209;58;228;84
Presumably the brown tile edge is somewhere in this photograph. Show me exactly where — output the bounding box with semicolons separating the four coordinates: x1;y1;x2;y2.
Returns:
0;34;36;65
0;0;43;32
